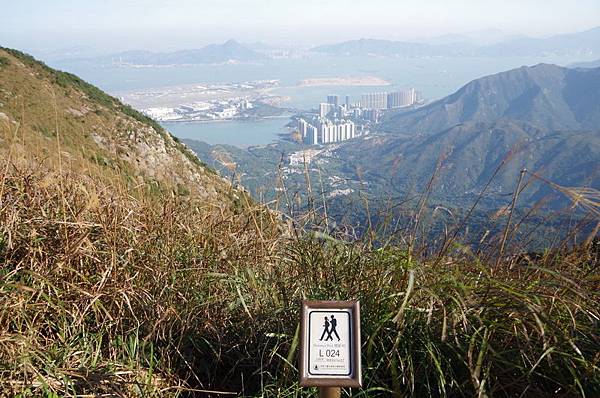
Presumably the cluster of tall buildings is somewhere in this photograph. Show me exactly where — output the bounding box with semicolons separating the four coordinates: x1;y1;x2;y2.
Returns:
298;118;356;144
297;88;422;145
361;88;422;110
326;95;350;108
360;93;387;110
387;88;421;108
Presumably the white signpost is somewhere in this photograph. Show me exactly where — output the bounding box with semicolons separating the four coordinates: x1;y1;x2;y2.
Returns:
300;300;361;394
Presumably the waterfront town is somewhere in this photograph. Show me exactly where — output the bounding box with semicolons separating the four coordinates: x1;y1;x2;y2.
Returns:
122;80;287;122
297;88;423;144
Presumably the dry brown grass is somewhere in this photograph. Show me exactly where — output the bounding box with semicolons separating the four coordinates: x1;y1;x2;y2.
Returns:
1;158;598;397
0;159;283;396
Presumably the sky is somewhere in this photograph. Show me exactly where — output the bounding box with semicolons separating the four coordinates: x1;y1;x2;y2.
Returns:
2;0;600;53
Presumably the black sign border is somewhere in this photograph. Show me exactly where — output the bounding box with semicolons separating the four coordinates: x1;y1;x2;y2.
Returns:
307;310;352;377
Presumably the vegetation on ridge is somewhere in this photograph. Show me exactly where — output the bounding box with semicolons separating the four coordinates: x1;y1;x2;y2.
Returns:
1;47;166;134
0;47;217;198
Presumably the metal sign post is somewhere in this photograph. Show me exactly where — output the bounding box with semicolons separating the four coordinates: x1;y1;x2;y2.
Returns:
299;300;362;396
319;386;341;398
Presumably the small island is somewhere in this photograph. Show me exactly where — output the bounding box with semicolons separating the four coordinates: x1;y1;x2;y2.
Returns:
297;76;390;87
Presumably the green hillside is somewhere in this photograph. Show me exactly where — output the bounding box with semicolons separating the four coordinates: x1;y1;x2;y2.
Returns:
0;47;240;200
381;64;600;133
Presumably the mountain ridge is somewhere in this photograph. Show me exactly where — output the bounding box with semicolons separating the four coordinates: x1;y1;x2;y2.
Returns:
311;38;476;57
103;39;265;65
361;63;600;208
381;63;600;134
0;46;237;202
311;27;600;58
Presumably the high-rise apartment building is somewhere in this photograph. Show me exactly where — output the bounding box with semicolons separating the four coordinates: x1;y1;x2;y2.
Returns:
387;88;422;108
327;95;339;107
319;103;335;118
306;124;318;144
298;118;308;138
298;118;319;144
361;92;388;109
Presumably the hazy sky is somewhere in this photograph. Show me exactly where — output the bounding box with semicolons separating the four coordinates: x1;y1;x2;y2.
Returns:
2;0;600;52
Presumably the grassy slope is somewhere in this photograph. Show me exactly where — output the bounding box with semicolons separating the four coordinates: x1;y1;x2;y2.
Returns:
0;47;227;199
0;49;599;397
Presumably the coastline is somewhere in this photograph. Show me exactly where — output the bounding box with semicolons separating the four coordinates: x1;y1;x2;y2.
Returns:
160;114;292;124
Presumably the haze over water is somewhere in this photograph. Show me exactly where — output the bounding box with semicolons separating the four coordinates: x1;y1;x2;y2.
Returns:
52;53;593;147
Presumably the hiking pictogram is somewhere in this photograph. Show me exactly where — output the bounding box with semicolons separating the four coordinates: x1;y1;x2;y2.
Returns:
319;316;330;341
319;314;341;341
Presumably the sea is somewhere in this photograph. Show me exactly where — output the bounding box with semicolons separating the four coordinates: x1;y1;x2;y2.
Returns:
161;117;290;147
50;54;593;147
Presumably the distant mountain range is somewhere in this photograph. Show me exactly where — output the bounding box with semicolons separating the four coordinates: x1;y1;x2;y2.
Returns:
105;39;265;65
413;29;520;46
311;38;476;57
49;27;600;67
312;27;600;58
570;59;600;68
480;27;600;57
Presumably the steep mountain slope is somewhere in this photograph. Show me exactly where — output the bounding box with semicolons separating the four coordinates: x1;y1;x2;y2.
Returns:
0;47;234;200
104;39;265;65
363;65;600;207
0;47;283;396
367;65;600;207
381;64;600;134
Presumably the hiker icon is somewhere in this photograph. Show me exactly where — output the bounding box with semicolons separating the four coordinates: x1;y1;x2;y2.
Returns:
319;316;330;341
319;314;341;341
328;315;340;341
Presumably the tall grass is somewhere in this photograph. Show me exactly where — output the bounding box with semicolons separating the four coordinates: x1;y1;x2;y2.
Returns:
0;163;282;396
1;159;598;397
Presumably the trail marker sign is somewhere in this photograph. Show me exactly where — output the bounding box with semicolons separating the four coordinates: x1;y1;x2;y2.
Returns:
299;300;362;388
